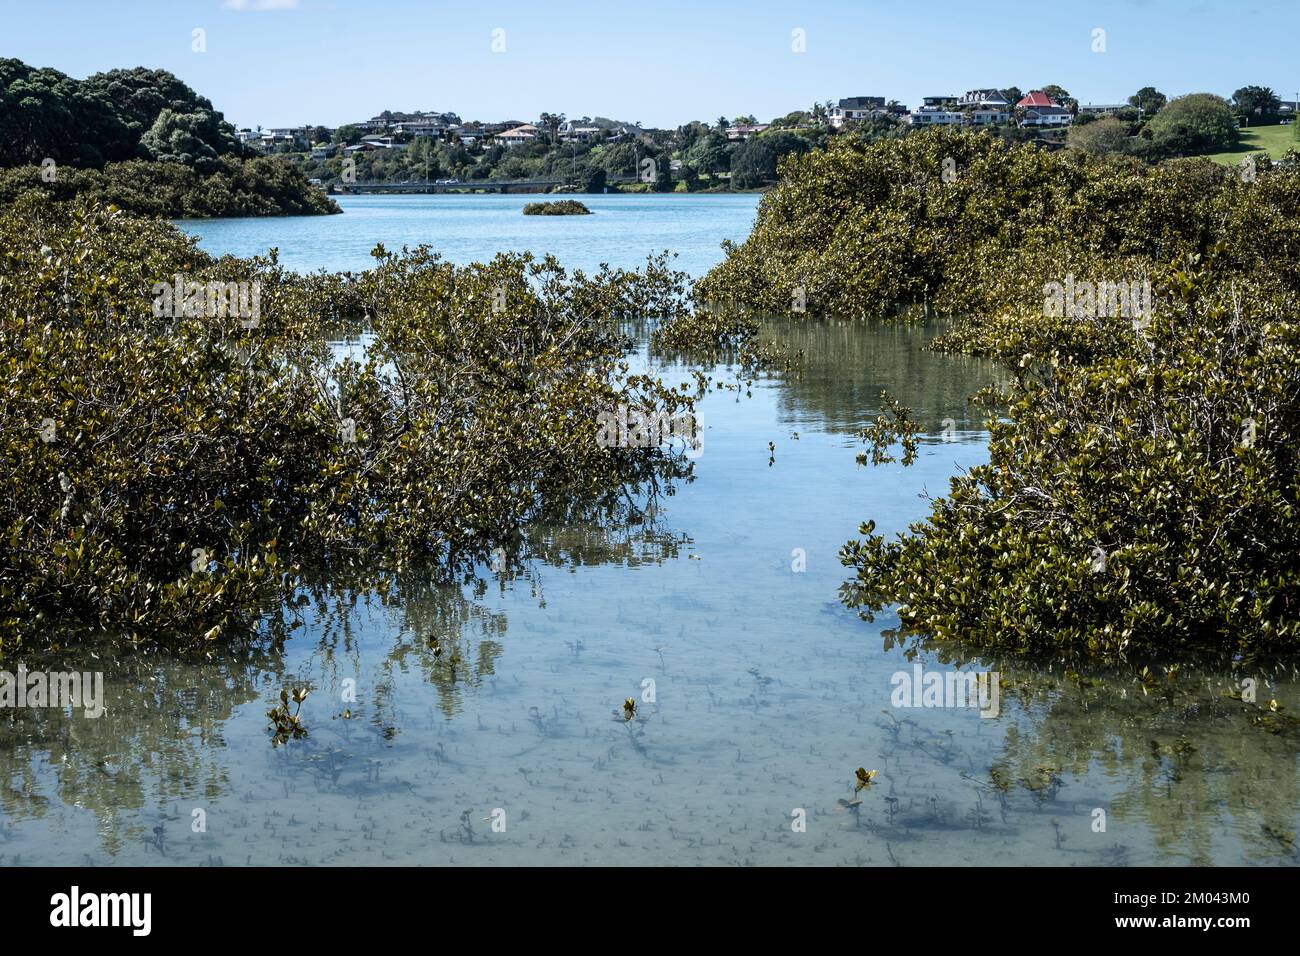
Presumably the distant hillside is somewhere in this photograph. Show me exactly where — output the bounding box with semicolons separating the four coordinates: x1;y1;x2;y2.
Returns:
0;59;337;217
0;60;244;169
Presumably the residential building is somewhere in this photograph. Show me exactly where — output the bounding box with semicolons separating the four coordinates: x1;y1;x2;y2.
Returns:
1078;103;1125;116
829;96;884;127
498;124;540;147
959;89;1010;108
968;109;1011;126
1019;106;1072;127
726;123;770;141
922;96;959;109
443;125;481;144
1015;90;1058;109
391;120;447;138
357;134;405;149
268;126;317;148
907;110;963;126
559;120;604;143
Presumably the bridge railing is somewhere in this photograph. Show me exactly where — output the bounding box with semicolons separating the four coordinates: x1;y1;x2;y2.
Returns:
335;174;641;193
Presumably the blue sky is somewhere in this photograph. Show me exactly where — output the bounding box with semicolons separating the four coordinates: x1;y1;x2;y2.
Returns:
3;0;1297;129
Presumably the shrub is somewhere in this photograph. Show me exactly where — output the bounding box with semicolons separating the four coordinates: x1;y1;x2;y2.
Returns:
0;155;339;218
0;197;693;652
1146;93;1239;157
523;199;592;215
685;130;1300;661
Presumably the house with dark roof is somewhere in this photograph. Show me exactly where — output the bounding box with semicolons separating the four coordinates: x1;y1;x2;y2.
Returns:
829;96;901;127
960;89;1010;108
968;108;1012;126
1018;106;1072;128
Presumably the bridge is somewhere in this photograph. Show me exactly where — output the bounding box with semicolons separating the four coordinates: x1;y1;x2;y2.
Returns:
333;175;638;195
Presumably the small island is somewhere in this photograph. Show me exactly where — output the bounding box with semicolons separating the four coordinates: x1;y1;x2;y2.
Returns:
523;199;592;215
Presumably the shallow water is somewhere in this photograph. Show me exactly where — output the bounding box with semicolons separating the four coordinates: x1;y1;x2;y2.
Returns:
2;197;1296;867
178;193;764;276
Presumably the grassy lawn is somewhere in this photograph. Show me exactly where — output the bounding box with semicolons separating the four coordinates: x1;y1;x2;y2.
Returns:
1206;122;1298;165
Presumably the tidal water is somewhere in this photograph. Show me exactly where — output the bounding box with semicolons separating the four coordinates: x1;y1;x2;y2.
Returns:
179;193;764;276
1;196;1296;866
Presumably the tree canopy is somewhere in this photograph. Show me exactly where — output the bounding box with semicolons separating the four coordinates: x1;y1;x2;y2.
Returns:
690;130;1300;661
1146;93;1238;156
0;59;243;170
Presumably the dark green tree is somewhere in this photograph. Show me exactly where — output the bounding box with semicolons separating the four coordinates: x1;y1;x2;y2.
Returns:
1231;85;1281;121
1128;86;1167;115
1147;93;1238;155
729;131;809;188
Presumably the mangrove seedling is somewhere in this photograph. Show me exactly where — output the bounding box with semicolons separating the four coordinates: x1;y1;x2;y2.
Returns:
268;686;310;746
854;767;877;793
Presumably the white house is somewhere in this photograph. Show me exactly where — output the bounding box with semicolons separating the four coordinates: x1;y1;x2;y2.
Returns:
907;110;963;126
498;124;540;147
829;96;886;127
959;89;1010;109
391;120;447;138
358;134;406;150
1019;106;1073;127
1077;103;1125;116
559;120;604;143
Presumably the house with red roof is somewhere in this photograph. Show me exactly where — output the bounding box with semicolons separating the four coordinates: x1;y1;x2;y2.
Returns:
1015;90;1057;109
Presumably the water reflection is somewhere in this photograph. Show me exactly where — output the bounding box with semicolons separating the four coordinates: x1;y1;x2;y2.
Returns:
757;317;1004;438
1;317;1296;866
0;640;277;861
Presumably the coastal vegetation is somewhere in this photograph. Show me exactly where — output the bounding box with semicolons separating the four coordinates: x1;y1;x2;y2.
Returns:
522;199;591;215
690;129;1300;662
0;155;337;218
0;59;337;217
0;195;695;653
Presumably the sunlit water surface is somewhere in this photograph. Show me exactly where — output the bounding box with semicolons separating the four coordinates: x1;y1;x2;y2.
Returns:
1;196;1296;866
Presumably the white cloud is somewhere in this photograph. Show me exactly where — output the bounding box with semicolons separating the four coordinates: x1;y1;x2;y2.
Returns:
223;0;300;11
